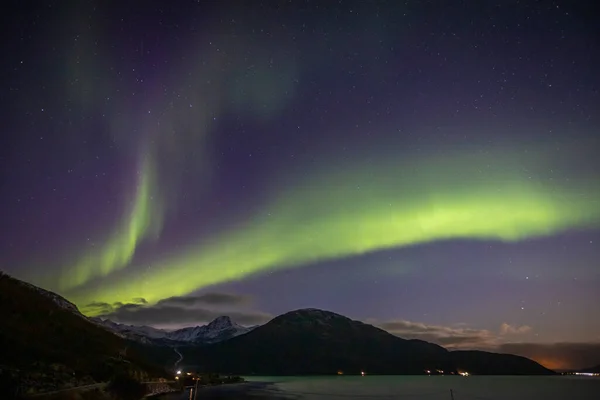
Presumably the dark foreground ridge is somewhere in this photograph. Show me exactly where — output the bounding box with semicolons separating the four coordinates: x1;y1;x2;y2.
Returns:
181;308;555;375
0;272;174;396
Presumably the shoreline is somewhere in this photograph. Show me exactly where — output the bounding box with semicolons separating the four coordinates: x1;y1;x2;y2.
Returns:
193;381;289;399
156;381;290;400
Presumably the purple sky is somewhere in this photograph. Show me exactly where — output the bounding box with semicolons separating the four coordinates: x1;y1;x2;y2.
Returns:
1;1;599;370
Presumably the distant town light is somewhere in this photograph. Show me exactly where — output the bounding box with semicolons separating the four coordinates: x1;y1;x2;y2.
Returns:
176;370;182;375
361;371;365;376
459;371;470;376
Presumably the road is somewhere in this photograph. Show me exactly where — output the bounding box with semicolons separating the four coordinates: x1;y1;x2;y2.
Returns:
173;347;184;369
28;383;106;397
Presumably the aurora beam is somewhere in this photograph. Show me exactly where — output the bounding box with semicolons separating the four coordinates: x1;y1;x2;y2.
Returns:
59;154;164;291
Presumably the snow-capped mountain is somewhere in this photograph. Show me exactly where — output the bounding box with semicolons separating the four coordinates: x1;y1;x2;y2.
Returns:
94;315;256;344
91;318;168;340
169;316;254;343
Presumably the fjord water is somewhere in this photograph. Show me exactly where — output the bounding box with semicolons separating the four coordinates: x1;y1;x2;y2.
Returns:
243;375;600;399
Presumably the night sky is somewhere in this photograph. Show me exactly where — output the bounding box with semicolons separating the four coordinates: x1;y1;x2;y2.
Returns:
1;1;599;370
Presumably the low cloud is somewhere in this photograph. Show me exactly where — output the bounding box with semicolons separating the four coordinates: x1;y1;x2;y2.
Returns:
90;292;270;327
499;323;532;335
102;304;270;326
377;320;533;349
499;342;600;371
83;301;114;315
157;292;251;307
83;297;148;316
377;319;498;349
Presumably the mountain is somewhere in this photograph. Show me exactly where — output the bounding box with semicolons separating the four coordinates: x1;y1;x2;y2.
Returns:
180;308;555;376
449;350;554;375
0;272;175;395
182;308;453;375
91;318;169;343
578;364;600;373
169;316;254;343
14;277;83;316
94;315;254;344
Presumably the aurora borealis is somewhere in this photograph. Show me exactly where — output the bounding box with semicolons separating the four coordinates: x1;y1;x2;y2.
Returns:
1;1;598;369
62;143;600;308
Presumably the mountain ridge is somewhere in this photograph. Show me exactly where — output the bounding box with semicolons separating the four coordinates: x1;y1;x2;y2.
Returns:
179;308;554;375
93;314;255;344
0;272;174;395
90;307;556;376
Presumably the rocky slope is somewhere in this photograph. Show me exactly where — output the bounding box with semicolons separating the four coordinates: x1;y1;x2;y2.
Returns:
0;272;173;396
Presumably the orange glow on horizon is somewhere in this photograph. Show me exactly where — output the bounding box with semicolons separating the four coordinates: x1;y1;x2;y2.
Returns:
530;357;568;371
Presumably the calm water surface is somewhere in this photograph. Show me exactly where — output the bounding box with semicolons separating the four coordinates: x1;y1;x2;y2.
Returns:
160;376;600;399
243;375;600;399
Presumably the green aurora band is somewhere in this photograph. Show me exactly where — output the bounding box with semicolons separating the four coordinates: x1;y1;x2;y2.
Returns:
60;154;164;291
68;147;600;313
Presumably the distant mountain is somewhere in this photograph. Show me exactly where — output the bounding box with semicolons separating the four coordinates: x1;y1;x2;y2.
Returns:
168;315;255;343
94;315;254;344
449;350;554;375
0;272;174;395
182;308;453;375
577;364;600;373
181;308;555;376
91;318;170;343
